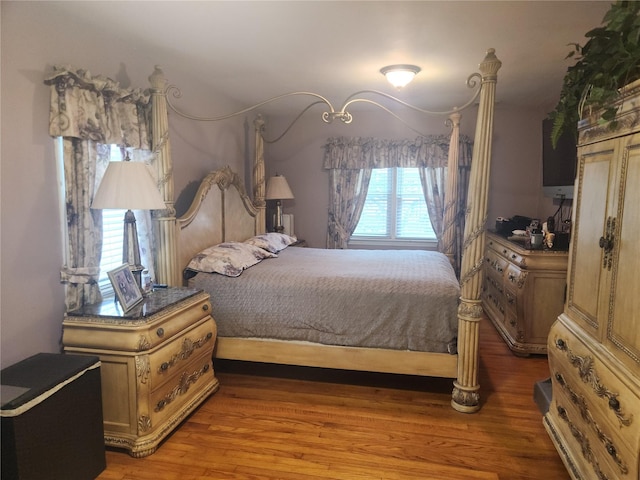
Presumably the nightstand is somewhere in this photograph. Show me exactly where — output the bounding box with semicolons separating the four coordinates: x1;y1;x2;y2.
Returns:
62;287;219;457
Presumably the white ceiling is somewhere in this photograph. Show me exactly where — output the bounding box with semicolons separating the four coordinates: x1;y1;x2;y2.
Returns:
47;1;611;115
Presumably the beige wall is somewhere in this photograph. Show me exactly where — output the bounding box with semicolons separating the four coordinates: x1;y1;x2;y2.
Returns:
264;104;559;248
1;2;249;367
1;2;565;367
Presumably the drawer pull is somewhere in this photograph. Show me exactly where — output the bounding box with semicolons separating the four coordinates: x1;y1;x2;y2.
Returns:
609;397;620;411
156;332;215;374
202;304;209;312
555;338;566;349
154;363;210;412
156;328;165;338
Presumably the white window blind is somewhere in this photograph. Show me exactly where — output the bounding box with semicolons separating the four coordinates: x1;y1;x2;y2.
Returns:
352;168;435;243
98;208;126;297
97;147;125;298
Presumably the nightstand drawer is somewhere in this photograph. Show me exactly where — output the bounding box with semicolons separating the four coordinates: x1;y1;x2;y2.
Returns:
149;316;216;391
63;292;212;352
149;353;214;427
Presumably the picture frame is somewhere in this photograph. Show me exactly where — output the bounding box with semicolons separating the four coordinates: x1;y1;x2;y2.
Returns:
107;264;143;311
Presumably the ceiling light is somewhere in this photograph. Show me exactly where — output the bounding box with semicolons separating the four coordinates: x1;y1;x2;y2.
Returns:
380;64;421;89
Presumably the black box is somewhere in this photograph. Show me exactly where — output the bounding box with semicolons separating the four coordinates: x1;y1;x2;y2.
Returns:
1;353;106;480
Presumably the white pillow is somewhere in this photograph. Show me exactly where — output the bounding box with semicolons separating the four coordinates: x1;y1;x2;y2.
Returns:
186;242;276;277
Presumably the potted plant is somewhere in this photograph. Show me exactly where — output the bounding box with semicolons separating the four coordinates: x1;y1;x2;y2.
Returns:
549;1;640;147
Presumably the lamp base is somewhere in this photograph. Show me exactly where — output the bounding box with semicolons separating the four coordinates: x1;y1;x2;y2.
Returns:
123;209;145;292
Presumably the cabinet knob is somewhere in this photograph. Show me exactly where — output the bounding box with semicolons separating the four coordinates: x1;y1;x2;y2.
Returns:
609;397;620;411
160;362;169;372
206;332;213;340
556;338;566;349
156;327;165;337
202;304;209;312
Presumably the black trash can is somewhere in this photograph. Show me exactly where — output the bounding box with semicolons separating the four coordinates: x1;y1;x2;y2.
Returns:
1;353;106;480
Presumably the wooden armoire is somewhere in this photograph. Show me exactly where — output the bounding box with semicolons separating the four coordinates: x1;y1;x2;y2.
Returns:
544;80;640;479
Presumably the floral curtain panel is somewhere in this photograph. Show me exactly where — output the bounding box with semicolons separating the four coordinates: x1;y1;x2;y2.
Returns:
323;136;472;269
45;66;152;311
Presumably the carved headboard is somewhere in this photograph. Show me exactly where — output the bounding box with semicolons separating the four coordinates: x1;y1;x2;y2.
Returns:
176;166;261;274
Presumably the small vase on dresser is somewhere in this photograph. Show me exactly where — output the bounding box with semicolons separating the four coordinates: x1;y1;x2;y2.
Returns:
544;79;640;480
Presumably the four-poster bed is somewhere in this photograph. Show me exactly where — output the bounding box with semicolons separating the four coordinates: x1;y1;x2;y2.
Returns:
148;49;501;413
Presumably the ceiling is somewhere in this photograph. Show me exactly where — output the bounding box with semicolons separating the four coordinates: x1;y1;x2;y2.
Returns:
47;1;611;115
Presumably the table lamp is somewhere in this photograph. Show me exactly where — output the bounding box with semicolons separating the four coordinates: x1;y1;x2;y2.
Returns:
92;159;166;290
265;174;294;233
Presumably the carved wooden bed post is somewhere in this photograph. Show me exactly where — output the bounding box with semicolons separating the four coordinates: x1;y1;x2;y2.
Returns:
149;66;181;286
452;49;501;413
441;110;461;268
253;115;267;233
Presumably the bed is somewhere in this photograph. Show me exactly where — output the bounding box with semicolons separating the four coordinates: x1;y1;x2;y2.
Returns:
147;49;502;412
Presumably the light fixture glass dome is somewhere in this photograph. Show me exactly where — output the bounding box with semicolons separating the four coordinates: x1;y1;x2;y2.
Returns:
380;64;421;89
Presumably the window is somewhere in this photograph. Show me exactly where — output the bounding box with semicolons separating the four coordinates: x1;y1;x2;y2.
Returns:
351;168;435;247
97;147;126;298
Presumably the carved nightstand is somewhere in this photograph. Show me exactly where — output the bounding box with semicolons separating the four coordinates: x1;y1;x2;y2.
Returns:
62;287;219;457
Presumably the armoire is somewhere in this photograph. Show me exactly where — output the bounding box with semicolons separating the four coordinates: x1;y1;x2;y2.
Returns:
544;80;640;479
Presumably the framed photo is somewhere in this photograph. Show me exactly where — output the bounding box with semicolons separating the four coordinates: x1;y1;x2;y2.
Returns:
107;264;143;311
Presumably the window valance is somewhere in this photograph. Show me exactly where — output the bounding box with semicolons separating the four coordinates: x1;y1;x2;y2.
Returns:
323;135;471;170
45;65;151;149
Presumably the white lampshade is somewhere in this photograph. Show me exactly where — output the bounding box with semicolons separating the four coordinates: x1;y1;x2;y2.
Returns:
380;64;421;89
265;175;294;200
92;161;166;210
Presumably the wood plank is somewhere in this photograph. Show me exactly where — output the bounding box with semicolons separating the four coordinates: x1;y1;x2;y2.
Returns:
97;317;569;480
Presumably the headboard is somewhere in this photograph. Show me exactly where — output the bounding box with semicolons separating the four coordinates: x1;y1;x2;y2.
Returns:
176;166;261;274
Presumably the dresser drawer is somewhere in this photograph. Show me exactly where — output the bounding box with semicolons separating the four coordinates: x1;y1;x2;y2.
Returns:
548;319;640;479
485;249;508;276
149;352;214;428
148;316;216;392
63;292;212;352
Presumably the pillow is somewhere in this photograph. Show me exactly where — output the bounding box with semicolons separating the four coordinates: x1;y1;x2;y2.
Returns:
186;242;276;277
244;232;297;253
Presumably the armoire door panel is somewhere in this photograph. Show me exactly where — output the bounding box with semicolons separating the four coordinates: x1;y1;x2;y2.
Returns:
568;145;616;336
607;133;640;369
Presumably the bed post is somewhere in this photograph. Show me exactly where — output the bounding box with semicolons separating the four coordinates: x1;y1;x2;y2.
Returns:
253;115;267;233
149;66;181;286
452;49;501;413
441;110;461;269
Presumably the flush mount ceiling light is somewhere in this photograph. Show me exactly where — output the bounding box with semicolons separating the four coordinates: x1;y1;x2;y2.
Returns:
380;64;421;89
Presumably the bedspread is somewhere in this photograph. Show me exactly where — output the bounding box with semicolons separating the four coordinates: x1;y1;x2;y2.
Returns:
189;247;460;353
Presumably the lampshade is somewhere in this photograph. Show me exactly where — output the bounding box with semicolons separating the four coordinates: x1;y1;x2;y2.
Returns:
265;175;294;200
380;64;421;89
92;161;166;210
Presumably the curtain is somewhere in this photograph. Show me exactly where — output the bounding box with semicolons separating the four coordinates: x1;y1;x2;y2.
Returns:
46;66;152;311
323;136;472;263
326;168;372;249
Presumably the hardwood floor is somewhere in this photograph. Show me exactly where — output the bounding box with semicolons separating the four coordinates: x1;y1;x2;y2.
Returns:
97;318;568;480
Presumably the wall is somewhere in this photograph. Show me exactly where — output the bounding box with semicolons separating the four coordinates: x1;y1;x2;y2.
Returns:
1;2;565;368
264;102;559;248
0;3;249;367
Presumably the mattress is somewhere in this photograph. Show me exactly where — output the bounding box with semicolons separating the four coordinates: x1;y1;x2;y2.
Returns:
189;247;460;353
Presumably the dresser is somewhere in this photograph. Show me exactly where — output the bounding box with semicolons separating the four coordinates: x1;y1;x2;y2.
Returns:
544;80;640;480
63;287;219;457
482;232;568;356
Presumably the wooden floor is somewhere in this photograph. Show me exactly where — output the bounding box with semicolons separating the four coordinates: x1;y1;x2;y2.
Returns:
97;318;568;480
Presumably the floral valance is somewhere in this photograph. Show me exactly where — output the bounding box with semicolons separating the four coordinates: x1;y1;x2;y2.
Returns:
323;135;469;170
45;65;151;149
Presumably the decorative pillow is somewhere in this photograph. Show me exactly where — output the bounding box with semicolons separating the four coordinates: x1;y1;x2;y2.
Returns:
186;242;276;277
244;232;297;253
